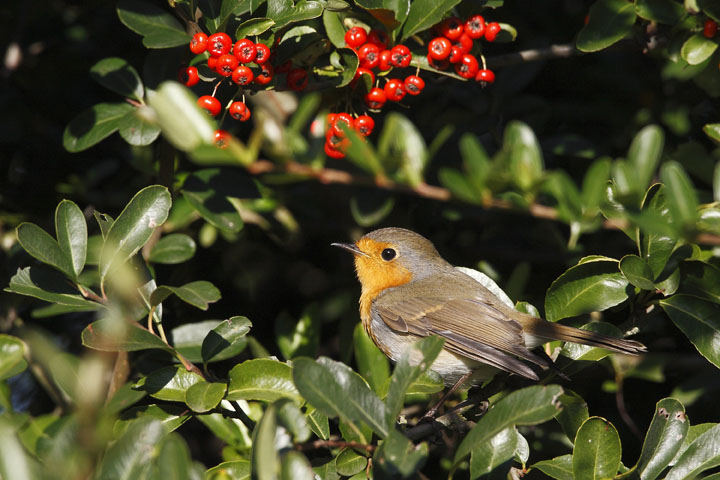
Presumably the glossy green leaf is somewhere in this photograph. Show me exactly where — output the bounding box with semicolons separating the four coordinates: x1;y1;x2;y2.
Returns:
401;0;462;40
322;10;346;48
117;108;161;146
55;200;87;279
63;102;134;152
135;365;204;402
377;112;428;187
206;460;250;480
666;423;720;480
266;0;323;30
150;281;221;310
200;316;252;364
252;401;281;480
90;57;144;101
227;358;302;403
620;254;656;290
660;161;699;228
117;0;190;48
331;48;360;88
82;317;173;353
461;133;491;194
640;184;677;279
235;17;275;38
276;310;320;360
455;385;563;463
405;370;444;395
182;168;259;233
532;454;573;480
197;413;251;449
148;233;196;264
438;168;482;204
153;433;194;480
96;419;167;479
105;382;148;415
341;124;383;175
148;81;215;151
577;0;636;52
681;33;719;65
635;0;684;24
555;390;589;442
384;336;444;428
281;450;314;480
634;398;689;480
306;406;330;440
628;125;664;194
679;261;720;303
99;185;171;285
335;448;367;477
293;356;388;438
502;120;544;192
373;428;427;477
277;400;311;442
353;322;390;394
185;381;227;412
660;295;720;368
0;419;35;480
16;222;74;279
6;267;101;309
469;426;517;479
705;123;720;144
573;417;621;480
172;320;246;363
545;257;629;322
114;404;191;436
581;158;611;214
0;335;27;381
94;212;114;239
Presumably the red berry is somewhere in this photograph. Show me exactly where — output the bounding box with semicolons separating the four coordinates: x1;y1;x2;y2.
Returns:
475;69;495;84
384;78;406;102
233;39;257;63
439;17;464;41
344;27;368;48
448;45;464;63
378;50;392;71
332;112;354;137
368;29;389;49
229;101;251;121
354;115;375;136
207;56;218;70
275;60;292;73
216;53;239;77
704;19;718;38
357;43;381;69
464;15;486;39
365;87;387;110
179;66;200;87
351;67;375;87
231;65;254;85
403;75;425;95
287;68;308;91
454;33;473;54
190;32;208;54
428;37;452;60
427;55;449;71
485;22;501;42
255;43;271;64
198;95;221;116
324;140;346;159
390;44;412;68
214;129;231;149
326;113;336;129
455;54;479;79
254;63;274;85
207;32;232;57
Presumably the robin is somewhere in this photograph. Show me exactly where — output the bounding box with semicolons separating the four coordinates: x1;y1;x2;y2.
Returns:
333;227;646;389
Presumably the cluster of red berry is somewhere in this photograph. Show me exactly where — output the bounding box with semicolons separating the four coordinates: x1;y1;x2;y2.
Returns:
426;15;498;84
324;112;374;158
704;19;718;38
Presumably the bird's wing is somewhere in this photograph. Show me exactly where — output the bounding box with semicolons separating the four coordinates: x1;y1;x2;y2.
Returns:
374;296;550;380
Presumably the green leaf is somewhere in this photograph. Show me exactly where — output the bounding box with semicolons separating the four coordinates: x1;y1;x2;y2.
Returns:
293;356;389;438
455;385;564;463
227;358;302;403
0;335;27;381
90;57;144;101
94;212;114;239
335;448;367;477
117;0;190;48
306;406;330;440
545;257;629;322
185;381;227;412
401;0;462;40
634;398;689;480
384;336;444;428
628;124;664;194
353;322;390;394
252;401;281;480
373;428;427;477
147;233;196;264
135;365;204;402
115;404;191;436
460;133;491;194
350;195;395;227
277;400;311;442
281;450;314;480
340;124;383;175
501;120;544;192
235;17;275;38
635;0;685;24
148;81;216;151
206;460;250;480
118;107;161;146
266;0;324;30
469;426;517;479
377;112;428;187
679;261;720;303
438;168;482;204
660;295;720;369
153;434;194;480
555;390;589;442
322;10;346;48
172;319;248;363
705;123;720;144
0;419;36;480
640;184;677;279
16;222;74;279
276;310;320;360
573;417;621;480
619;254;656;290
55;200;87;279
97;419;168;479
99;185;171;286
6;267;101;309
82;316;174;353
577;0;636;52
660;161;699;228
63;102;134;152
581;158;611;214
681;33;719;65
105;382;148;415
182;168;259;234
150;281;221;310
532;454;573;480
666;423;720;480
201;316;252;364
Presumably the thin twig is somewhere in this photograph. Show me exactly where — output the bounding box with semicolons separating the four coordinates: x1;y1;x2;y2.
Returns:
295;438;376;453
487;44;580;68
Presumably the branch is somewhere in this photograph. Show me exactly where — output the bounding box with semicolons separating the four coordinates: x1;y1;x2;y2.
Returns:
487;44;580;68
295;438;376;453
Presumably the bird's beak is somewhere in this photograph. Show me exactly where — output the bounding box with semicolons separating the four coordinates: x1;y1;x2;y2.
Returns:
331;242;369;257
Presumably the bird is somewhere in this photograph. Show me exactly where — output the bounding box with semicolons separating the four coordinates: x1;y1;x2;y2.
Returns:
332;227;646;389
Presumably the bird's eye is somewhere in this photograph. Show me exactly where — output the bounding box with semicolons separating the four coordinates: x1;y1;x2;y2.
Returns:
381;248;396;261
